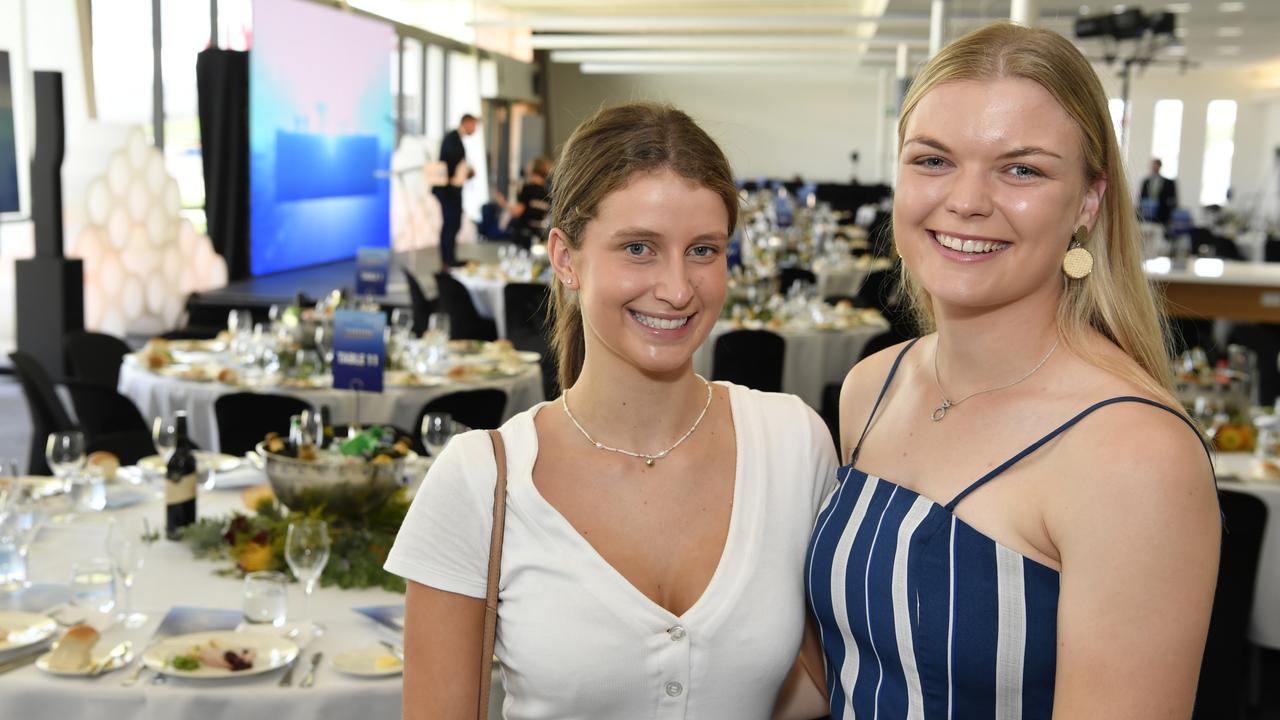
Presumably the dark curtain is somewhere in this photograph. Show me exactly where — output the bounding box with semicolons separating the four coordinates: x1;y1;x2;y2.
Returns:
197;48;250;281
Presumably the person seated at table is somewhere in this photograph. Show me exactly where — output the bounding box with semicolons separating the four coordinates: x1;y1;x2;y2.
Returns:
804;23;1220;718
386;102;836;719
493;155;552;252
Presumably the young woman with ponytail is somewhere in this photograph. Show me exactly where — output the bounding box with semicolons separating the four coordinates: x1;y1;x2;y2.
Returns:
388;103;836;719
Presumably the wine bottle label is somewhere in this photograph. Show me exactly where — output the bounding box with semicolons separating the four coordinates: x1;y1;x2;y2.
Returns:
165;473;197;504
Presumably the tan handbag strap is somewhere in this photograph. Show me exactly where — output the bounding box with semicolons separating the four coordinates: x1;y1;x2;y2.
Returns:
478;429;508;719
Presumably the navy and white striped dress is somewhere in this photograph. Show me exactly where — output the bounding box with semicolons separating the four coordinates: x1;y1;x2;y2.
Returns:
805;338;1199;719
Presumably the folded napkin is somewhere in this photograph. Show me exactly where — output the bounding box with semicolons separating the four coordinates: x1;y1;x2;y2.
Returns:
206;465;268;491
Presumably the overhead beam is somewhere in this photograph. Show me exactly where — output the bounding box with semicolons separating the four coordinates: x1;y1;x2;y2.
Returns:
578;60;899;74
531;33;930;50
470;14;931;31
550;50;883;64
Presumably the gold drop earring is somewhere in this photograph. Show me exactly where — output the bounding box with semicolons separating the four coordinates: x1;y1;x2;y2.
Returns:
1062;225;1093;279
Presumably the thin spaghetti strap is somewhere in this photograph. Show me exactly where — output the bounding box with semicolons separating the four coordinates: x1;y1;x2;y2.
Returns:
848;337;921;467
945;395;1212;511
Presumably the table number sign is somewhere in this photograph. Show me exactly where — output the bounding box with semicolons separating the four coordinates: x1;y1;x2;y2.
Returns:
332;309;386;393
355;247;391;296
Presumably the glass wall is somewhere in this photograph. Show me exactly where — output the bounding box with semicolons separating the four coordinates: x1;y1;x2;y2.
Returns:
1200;99;1238;206
1150;99;1183;179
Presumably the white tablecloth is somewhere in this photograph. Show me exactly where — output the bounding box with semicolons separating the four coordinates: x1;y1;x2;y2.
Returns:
692;320;886;409
119;362;544;453
1213;453;1280;650
0;482;478;720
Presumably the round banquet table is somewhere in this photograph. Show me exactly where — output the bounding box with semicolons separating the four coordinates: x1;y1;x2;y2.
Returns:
119;359;544;454
0;475;510;720
692;319;887;410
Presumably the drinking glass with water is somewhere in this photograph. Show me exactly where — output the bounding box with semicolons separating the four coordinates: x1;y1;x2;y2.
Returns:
70;558;116;614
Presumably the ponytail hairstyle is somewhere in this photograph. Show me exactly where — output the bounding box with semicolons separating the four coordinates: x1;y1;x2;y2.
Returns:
897;22;1178;406
546;103;738;390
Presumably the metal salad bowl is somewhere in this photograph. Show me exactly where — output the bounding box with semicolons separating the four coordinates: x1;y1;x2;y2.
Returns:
255;442;405;517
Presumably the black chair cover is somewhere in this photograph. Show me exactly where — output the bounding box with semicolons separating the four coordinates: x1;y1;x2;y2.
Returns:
8;351;76;475
214;392;313;456
64;330;131;387
712;330;785;393
434;272;498;341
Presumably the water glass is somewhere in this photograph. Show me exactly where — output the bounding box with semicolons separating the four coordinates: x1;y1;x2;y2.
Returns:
314;325;333;368
293;348;321;378
242;571;289;626
421;413;455;457
299;409;325;448
428;312;451;342
70;558;116;614
106;517;149;626
69;466;107;512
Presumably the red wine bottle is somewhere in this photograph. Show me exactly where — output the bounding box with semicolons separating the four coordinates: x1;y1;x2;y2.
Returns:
165;411;198;539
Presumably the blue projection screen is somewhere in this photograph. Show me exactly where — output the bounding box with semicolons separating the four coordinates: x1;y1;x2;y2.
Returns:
249;0;394;276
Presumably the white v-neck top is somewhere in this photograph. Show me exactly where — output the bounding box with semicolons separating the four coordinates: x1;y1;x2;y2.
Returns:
385;382;837;719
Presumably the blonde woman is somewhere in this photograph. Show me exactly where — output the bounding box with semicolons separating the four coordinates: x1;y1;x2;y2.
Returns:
806;24;1219;718
387;103;836;719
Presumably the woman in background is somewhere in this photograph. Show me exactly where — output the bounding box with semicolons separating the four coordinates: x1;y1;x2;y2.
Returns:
806;23;1219;718
388;103;835;719
497;155;552;251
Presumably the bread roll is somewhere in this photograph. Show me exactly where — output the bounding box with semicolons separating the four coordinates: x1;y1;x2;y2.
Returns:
86;451;119;482
48;624;99;671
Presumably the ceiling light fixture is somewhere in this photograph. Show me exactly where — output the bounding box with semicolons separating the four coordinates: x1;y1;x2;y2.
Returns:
1218;2;1246;12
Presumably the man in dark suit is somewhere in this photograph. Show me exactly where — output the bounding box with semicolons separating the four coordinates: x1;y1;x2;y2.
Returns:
434;114;479;269
1138;158;1178;226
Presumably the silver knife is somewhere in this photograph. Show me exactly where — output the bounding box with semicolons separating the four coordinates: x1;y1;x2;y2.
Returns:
298;651;323;688
278;654;300;687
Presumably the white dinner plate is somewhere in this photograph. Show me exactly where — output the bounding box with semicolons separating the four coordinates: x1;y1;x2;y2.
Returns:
331;646;402;677
36;644;133;676
0;611;58;656
142;631;299;679
138;453;241;475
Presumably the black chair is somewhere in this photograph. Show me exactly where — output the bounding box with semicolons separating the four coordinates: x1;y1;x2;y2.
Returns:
8;351;76;476
402;269;437;336
64;331;132;388
777;267;817;294
858;328;915;364
214;392;314;456
434;272;498;341
413;389;509;454
1194;490;1268;720
159;326;222;341
712;330;785;393
503;283;558;400
63;381;150;438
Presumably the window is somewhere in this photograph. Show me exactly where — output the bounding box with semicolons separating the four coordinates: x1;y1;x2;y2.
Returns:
92;1;153;125
160;0;211;232
425;44;444;147
1199;99;1237;206
1150;99;1183;179
1108;98;1126;147
398;38;423;136
447;50;486;221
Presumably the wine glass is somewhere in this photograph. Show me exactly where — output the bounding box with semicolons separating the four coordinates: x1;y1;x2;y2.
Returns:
105;517;149;627
421;413;455;457
314;325;333;369
428;312;451;342
298;409;325;448
390;308;414;338
151;417;177;461
285;520;330;635
45;431;86;493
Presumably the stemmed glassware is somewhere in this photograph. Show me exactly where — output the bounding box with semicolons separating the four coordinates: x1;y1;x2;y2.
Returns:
285;520;331;635
151;417;177;460
105;517;149;627
45;432;86;502
421;413;455;457
0;480;44;588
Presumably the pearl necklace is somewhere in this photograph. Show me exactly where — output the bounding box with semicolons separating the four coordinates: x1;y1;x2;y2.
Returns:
561;376;713;466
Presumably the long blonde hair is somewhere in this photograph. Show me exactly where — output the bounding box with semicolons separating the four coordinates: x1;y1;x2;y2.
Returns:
546;103;739;390
897;22;1176;403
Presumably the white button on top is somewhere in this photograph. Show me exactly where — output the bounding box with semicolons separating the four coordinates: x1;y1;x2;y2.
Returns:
665;681;684;697
667;626;687;641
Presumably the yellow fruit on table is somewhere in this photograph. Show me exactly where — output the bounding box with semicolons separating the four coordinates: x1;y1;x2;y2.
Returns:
237;542;275;573
1213;423;1254;453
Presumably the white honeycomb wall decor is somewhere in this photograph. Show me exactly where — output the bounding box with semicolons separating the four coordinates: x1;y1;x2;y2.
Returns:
65;127;227;337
